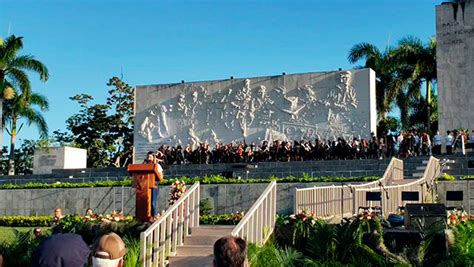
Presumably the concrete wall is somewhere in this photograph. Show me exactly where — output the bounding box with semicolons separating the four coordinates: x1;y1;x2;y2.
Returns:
0;182;358;217
134;69;376;162
437;180;473;214
0;181;474;216
1;181;471;217
436;1;474;135
33;147;87;174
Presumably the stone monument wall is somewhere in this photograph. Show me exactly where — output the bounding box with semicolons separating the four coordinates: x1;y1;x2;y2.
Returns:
436;1;474;135
134;69;376;162
33;146;87;174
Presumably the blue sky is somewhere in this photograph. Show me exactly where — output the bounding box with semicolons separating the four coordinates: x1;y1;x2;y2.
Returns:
0;0;438;146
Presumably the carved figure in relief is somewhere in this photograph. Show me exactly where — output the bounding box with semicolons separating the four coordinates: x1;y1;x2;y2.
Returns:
188;125;200;149
281;95;305;120
160;105;170;135
231;79;257;136
177;93;188;116
139;106;169;142
328;71;358;110
298;84;317;105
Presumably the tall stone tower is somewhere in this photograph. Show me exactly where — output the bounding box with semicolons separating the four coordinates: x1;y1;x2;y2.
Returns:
436;0;474;135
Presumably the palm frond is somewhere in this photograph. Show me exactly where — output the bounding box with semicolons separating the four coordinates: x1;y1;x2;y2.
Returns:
10;55;49;81
7;68;31;96
30;92;49;111
0;35;23;62
21;108;48;138
347;43;382;65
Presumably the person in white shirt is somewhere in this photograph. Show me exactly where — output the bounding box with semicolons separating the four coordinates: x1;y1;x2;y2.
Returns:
414;132;421;156
446;131;454;155
433;130;442;155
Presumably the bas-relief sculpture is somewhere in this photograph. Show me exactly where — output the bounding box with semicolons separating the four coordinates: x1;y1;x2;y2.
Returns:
436;1;474;135
134;69;376;161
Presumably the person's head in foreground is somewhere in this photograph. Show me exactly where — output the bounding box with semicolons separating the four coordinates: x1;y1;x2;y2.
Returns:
32;233;90;267
92;232;127;267
213;236;248;267
33;228;42;239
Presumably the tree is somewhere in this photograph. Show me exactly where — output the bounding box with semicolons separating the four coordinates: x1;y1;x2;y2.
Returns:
0;35;49;147
3;91;49;174
392;36;437;131
347;43;399;119
64;77;134;168
0;140;39;175
348;36;437;131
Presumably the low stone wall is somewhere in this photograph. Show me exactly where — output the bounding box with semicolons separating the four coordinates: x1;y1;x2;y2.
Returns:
437;180;473;214
1;181;470;217
0;182;355;216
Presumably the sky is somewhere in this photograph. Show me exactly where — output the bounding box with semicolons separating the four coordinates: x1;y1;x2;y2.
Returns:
0;0;438;146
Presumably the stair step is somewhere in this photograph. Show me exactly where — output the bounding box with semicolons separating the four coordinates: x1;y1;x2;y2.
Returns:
176;245;213;256
190;226;234;237
416;166;426;170
185;235;224;246
412;172;424;177
168;255;213;267
422;160;429;164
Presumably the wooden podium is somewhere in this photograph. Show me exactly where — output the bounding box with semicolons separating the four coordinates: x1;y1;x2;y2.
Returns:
128;164;163;222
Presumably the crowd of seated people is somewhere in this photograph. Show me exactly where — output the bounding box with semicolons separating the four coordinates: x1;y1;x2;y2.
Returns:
151;129;472;166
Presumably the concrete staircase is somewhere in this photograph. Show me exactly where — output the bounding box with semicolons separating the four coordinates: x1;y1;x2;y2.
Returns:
411;158;429;179
401;157;431;179
168;225;234;267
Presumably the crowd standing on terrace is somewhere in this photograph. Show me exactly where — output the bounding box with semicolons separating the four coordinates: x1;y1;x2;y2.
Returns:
152;129;474;165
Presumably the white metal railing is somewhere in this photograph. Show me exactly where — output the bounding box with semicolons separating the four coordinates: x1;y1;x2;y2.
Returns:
294;157;403;217
353;156;440;216
231;180;277;246
140;182;200;267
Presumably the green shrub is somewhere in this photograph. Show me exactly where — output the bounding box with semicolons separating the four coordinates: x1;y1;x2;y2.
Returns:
199;198;213;216
461;175;474;180
0;175;380;190
0;230;44;267
0;178;133;190
248;240;307;267
438;173;456;181
123;235;142;267
199;213;243;225
53;215;145;244
0;216;52;227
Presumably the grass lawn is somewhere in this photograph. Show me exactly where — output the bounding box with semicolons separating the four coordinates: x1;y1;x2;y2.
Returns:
0;227;51;244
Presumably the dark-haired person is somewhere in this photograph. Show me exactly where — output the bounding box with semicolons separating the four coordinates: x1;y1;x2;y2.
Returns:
143;151;156;164
143;151;163;220
214;236;248;267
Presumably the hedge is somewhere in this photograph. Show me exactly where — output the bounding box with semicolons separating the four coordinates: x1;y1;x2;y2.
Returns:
0;214;241;227
0;216;52;227
0;175;380;190
0;173;471;190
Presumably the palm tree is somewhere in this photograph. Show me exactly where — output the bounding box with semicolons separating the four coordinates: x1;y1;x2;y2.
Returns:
347;43;400;120
3;91;48;175
348;37;437;130
392;36;437;131
0;35;49;148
